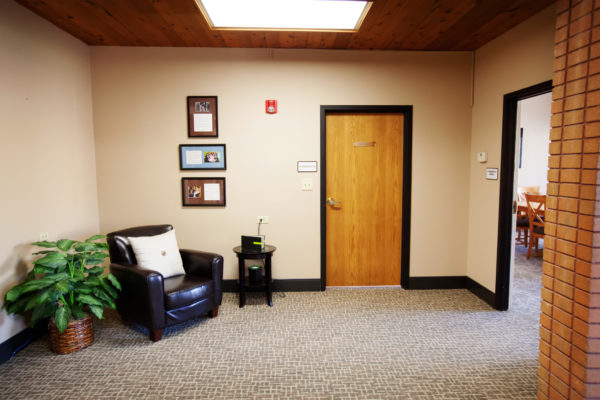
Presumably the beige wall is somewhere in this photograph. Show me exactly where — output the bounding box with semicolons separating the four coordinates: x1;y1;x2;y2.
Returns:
466;6;555;291
0;2;99;343
91;47;473;281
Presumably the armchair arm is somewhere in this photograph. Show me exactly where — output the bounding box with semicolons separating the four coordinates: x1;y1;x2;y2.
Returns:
180;249;224;305
109;263;166;332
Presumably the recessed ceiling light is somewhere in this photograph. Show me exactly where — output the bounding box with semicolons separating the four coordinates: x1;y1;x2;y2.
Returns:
196;0;372;32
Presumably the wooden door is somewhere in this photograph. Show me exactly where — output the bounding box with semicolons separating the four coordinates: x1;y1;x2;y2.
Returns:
326;113;403;286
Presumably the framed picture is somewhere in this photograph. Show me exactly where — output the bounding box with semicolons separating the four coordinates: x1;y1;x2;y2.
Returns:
179;144;226;170
182;177;226;207
187;96;218;137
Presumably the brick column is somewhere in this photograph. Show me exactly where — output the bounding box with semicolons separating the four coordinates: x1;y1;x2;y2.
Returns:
540;0;600;398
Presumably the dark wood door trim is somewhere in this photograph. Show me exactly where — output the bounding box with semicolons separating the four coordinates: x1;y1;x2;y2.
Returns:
495;80;552;310
320;105;413;290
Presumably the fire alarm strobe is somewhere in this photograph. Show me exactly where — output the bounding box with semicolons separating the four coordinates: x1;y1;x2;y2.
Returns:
265;100;277;114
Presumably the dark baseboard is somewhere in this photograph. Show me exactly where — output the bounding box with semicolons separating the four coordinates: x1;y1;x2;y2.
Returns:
408;275;497;309
408;276;468;289
223;279;322;292
0;326;44;366
222;280;238;292
465;277;496;308
274;279;321;292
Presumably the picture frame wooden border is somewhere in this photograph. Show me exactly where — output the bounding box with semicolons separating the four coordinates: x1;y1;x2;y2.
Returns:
181;177;226;207
179;144;227;170
187;96;218;137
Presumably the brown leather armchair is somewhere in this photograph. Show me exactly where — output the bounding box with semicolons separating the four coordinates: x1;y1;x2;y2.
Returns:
107;225;223;341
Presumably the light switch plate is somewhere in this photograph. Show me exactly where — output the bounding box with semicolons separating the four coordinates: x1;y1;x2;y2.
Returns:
301;178;313;191
477;152;487;163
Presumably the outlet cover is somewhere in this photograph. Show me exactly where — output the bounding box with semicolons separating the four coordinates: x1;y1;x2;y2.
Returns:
301;178;313;191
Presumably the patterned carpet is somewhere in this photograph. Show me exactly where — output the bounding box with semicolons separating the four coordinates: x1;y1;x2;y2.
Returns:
0;247;541;399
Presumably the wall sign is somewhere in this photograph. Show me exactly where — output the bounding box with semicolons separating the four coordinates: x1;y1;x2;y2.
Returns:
297;161;318;172
486;168;498;180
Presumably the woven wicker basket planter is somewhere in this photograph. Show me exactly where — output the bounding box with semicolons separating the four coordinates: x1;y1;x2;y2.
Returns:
48;315;94;354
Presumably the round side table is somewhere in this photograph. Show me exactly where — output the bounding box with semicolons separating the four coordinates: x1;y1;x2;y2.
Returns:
233;245;277;307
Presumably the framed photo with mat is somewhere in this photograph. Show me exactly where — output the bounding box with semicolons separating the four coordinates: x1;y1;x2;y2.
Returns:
179;144;226;170
181;177;226;207
187;96;218;137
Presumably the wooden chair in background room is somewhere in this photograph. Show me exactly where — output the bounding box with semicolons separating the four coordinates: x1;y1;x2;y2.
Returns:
516;206;529;247
515;186;539;247
524;193;546;259
517;185;540;201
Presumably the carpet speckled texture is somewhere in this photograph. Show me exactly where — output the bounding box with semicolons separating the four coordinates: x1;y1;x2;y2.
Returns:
0;246;541;399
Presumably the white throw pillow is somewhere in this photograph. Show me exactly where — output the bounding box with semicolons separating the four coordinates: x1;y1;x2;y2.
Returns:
128;230;185;278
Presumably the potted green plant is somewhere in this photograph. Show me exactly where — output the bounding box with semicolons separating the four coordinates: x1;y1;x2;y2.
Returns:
3;234;121;354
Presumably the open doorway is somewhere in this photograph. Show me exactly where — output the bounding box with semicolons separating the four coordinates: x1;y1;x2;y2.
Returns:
495;80;552;310
510;92;551;311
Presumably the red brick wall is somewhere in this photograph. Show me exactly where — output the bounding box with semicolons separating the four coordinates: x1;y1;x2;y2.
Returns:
540;0;600;398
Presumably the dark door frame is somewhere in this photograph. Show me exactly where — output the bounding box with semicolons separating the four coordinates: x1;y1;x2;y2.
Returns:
495;80;553;310
320;105;413;290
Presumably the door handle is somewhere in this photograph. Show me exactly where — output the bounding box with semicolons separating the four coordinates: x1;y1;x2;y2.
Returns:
327;197;341;206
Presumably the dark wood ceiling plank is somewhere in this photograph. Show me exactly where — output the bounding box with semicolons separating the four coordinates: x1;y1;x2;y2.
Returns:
450;0;555;50
347;0;419;50
112;0;191;46
149;0;217;47
11;0;558;51
395;0;478;50
218;31;256;49
15;0;138;45
425;0;555;50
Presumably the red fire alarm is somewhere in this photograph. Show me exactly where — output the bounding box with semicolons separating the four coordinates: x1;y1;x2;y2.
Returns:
265;100;277;114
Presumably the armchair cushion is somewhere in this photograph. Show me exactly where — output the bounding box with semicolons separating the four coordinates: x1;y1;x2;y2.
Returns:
128;229;185;278
163;275;214;309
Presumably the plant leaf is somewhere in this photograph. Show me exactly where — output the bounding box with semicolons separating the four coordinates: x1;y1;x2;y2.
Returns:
54;306;71;333
85;234;106;242
5;286;23;302
8;278;53;300
89;305;104;319
56;239;76;252
32;250;58;255
54;279;70;294
93;288;115;307
73;242;96;252
86;252;109;261
76;294;103;307
30;302;56;327
33;265;56;275
83;259;104;266
85;266;105;276
5;295;34;315
107;273;121;291
73;284;92;295
71;303;86;320
25;269;36;282
99;278;117;299
83;276;101;287
72;269;85;280
33;252;67;268
24;288;53;311
32;241;57;248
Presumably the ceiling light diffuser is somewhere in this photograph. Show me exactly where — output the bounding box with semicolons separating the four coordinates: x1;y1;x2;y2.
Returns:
196;0;371;32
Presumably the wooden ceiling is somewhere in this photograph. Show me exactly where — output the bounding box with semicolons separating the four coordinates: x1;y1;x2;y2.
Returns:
14;0;556;51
